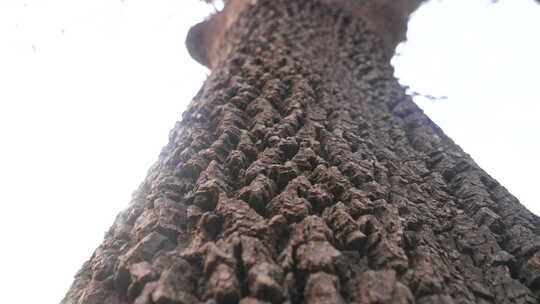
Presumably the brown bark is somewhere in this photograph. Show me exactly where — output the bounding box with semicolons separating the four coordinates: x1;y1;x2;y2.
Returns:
62;0;540;303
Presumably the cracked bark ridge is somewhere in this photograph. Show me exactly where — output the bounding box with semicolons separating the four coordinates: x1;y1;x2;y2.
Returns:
63;0;540;303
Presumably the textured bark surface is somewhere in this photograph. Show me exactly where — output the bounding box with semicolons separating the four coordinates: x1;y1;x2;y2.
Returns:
63;1;540;303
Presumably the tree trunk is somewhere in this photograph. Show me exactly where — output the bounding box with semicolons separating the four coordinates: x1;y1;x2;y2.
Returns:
62;1;540;303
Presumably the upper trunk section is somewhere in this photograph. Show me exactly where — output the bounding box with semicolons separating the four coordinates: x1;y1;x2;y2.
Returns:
186;0;426;69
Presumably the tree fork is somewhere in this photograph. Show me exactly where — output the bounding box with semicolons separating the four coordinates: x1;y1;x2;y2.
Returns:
63;0;540;303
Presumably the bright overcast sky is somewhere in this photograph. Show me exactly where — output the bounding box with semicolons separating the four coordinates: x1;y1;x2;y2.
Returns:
0;0;538;303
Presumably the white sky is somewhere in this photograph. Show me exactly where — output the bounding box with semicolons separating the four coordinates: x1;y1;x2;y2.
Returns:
0;0;538;303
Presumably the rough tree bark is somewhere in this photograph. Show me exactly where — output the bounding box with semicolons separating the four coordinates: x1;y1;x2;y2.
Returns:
62;0;540;303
